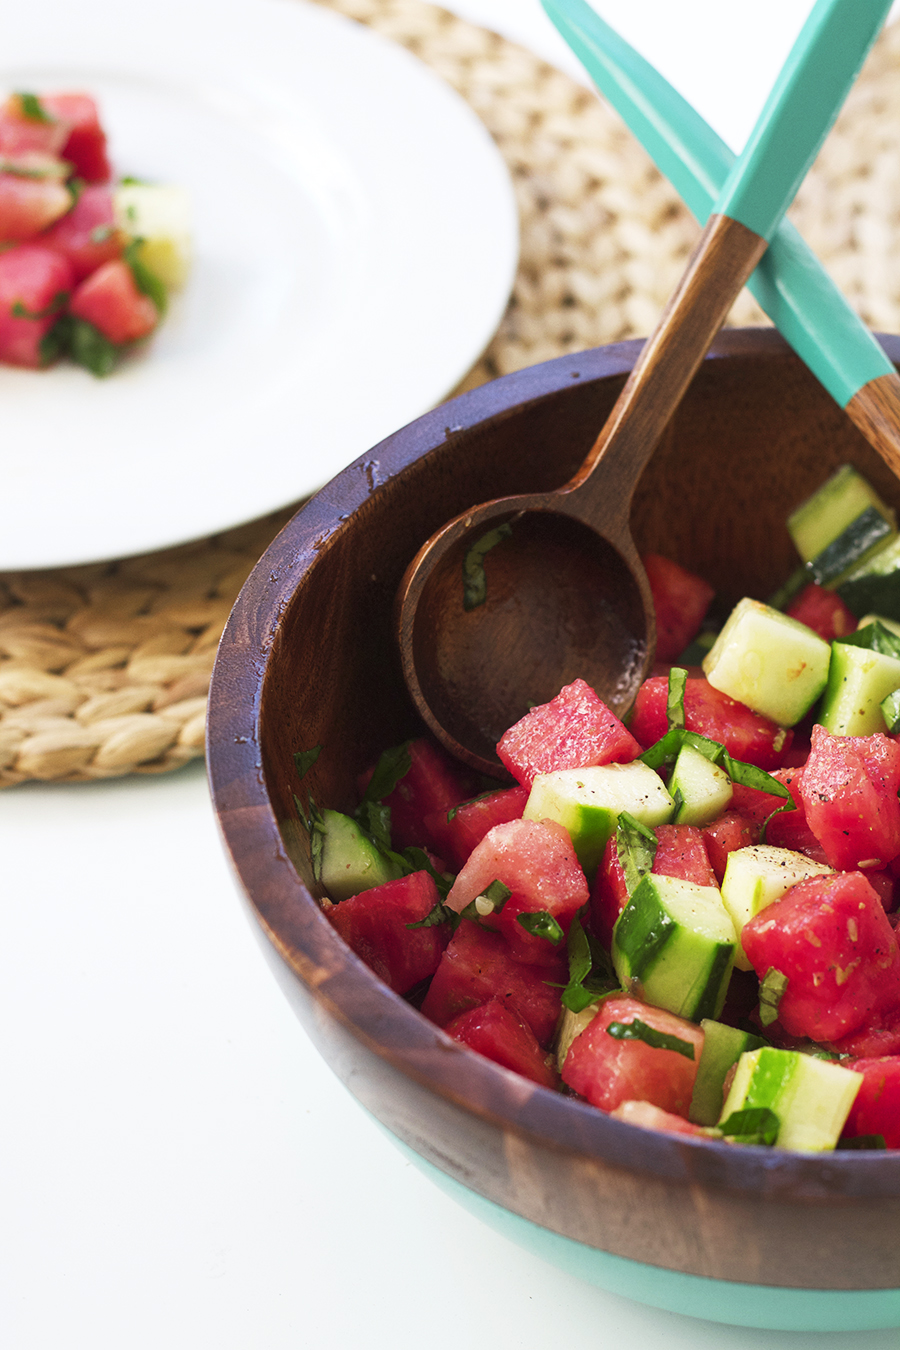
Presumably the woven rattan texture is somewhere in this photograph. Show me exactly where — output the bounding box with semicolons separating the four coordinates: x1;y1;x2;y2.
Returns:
2;1;900;785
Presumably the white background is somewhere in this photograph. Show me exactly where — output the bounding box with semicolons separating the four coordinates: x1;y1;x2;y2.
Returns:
4;3;900;1347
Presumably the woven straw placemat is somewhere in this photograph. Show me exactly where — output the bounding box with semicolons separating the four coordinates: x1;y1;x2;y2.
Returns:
2;0;900;786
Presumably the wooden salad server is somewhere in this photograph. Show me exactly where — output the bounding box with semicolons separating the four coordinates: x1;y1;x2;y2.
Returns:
396;0;894;776
542;0;900;476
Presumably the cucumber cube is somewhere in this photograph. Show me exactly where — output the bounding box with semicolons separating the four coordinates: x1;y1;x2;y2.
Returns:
689;1019;767;1126
523;762;674;879
669;742;733;826
702;597;831;726
612;873;737;1022
114;183;192;290
721;1047;862;1152
787;464;895;564
837;535;900;621
720;845;832;970
818;640;900;736
319;808;400;902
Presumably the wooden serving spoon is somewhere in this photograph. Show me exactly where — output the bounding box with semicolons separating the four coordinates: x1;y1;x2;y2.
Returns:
396;0;892;777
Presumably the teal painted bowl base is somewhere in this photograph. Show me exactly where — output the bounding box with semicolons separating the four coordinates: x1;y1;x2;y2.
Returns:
382;1128;900;1332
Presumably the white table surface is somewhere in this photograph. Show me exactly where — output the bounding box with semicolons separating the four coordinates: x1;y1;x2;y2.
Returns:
4;4;900;1347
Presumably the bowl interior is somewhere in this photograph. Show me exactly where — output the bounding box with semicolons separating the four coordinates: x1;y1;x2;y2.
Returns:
209;329;900;1299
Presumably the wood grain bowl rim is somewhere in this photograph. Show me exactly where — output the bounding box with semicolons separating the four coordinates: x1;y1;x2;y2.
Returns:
208;328;900;1205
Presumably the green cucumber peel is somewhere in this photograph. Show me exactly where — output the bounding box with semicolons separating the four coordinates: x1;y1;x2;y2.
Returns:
758;966;789;1027
616;810;657;897
719;1106;780;1146
838;1134;886;1150
462;523;513;610
516;910;564;945
837;620;900;660
605;1018;695;1060
560;908;618;1012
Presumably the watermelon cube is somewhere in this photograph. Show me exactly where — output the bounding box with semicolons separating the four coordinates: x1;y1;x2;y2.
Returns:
445;998;558;1089
642;553;714;661
561;994;704;1117
41;184;123;281
630;675;792;770
326;870;448;995
497;678;640;789
359;738;475;853
0;172;72;243
68;259;158;344
423;785;527;871
41;93;111;182
0;245;73;367
0;94;70;157
798;724;900;872
786;582;857;642
445;816;589;963
841;1056;900;1148
742;870;900;1042
420;920;565;1047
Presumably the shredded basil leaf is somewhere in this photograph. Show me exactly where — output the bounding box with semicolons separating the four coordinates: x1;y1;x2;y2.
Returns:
605;1019;695;1059
293;746;321;779
89;223;116;244
882;688;900;736
517;911;564;945
616;810;657;897
639;726;794;842
838;620;900;660
719;1107;780;1146
560;908;618;1012
306;794;327;881
360;740;413;804
480;879;511;911
124;240;167;315
41;315;119;376
666;666;687;730
12;290;69;321
758;967;789;1027
16;91;53;123
462;522;513;610
406;896;456;929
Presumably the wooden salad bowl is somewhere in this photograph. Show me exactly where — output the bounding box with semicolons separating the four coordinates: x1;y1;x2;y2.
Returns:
208;329;900;1331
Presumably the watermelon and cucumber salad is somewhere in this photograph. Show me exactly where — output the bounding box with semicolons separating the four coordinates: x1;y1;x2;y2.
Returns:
0;89;189;374
295;463;900;1153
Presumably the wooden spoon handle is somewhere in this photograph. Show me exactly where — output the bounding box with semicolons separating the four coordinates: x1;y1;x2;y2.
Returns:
845;371;900;480
561;211;767;518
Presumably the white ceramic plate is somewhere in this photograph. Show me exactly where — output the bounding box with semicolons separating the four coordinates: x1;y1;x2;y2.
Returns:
1;0;518;570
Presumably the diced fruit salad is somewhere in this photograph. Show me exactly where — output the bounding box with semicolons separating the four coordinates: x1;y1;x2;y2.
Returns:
294;462;900;1154
0;90;190;375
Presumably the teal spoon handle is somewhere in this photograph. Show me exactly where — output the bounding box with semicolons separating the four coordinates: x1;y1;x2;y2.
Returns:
715;0;891;240
541;0;896;408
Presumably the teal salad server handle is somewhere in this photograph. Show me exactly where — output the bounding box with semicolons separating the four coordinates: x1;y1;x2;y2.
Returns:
542;0;900;476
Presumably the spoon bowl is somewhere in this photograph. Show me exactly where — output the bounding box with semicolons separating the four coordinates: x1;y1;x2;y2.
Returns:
397;476;652;775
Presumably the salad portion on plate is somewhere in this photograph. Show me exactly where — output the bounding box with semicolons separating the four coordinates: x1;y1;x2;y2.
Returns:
2;0;518;571
0;87;190;375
